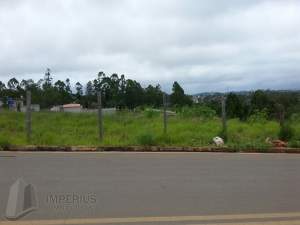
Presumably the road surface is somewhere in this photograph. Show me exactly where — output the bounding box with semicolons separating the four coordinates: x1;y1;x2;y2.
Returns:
1;152;300;224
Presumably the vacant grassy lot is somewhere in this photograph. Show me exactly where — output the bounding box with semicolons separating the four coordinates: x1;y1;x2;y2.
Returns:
0;110;299;148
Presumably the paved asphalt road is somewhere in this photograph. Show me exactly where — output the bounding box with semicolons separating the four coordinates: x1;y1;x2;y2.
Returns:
1;152;300;225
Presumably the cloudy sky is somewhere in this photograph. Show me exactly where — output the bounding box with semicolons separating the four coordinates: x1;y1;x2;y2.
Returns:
0;0;300;94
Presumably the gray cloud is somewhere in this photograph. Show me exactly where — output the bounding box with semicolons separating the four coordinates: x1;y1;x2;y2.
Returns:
0;0;299;93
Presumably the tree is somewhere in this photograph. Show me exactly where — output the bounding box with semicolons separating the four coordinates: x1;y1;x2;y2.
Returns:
7;78;20;90
170;81;192;106
226;93;243;119
0;81;6;91
75;82;83;102
53;80;73;105
118;74;126;108
83;81;95;108
43;68;53;89
54;80;66;92
65;78;71;94
251;90;271;111
124;79;144;109
93;71;105;92
86;81;93;95
75;82;83;95
144;84;163;107
20;79;35;90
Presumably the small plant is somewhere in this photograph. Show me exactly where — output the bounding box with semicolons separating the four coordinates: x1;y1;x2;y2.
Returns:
278;123;294;141
136;132;157;146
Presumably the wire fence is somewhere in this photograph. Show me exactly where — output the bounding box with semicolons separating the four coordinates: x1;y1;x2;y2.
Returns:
0;90;227;144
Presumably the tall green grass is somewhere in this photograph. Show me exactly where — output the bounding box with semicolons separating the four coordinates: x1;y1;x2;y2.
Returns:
0;110;299;147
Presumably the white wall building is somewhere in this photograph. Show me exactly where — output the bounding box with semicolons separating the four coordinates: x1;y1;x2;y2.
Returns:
62;104;82;113
21;104;40;112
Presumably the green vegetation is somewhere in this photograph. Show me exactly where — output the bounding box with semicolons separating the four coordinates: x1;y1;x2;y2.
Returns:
1;69;299;149
0;135;11;150
178;106;216;119
0;110;299;148
278;123;294;141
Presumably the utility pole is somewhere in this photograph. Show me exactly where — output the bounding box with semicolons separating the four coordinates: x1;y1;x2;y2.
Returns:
97;91;103;141
26;90;31;142
163;93;167;134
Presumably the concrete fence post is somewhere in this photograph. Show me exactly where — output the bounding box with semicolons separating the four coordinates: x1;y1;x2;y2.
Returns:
277;104;285;127
97;91;103;141
26;90;32;142
163;93;167;134
221;95;227;141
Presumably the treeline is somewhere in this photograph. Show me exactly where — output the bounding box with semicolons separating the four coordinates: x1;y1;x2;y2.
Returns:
0;69;192;109
0;69;299;121
201;90;300;120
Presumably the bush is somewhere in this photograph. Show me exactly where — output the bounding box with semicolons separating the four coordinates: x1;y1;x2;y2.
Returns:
290;113;300;122
288;140;300;148
0;137;11;150
279;123;294;141
248;109;268;123
136;132;157;146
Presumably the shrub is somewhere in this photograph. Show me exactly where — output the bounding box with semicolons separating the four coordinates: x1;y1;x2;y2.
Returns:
288;140;300;148
0;137;11;150
290;113;300;122
136;132;157;146
279;123;294;141
248;109;268;123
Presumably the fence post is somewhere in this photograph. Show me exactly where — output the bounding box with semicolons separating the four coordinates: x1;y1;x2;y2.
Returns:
221;95;227;141
163;93;167;134
26;90;31;142
97;91;103;141
277;104;285;127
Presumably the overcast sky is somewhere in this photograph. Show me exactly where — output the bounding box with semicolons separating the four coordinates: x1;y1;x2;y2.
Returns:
0;0;300;94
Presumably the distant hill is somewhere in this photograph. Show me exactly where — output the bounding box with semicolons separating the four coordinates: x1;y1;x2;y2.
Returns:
193;89;300;97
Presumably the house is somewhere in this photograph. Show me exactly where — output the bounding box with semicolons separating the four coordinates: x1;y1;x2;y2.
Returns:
50;105;63;112
82;107;117;115
62;103;82;113
192;96;200;104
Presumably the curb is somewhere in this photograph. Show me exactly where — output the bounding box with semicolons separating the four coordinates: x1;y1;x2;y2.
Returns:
2;145;300;153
